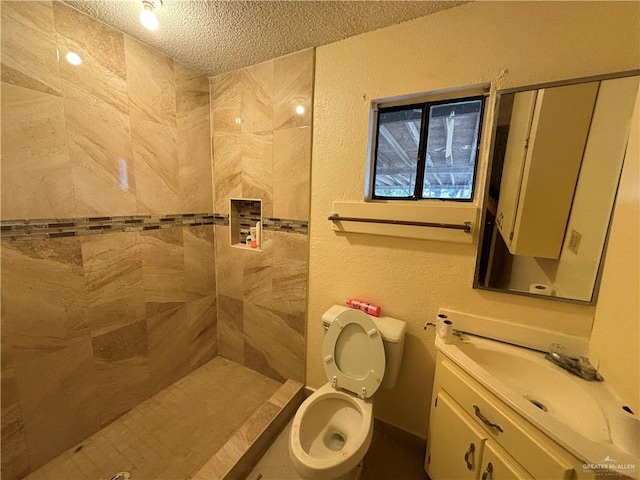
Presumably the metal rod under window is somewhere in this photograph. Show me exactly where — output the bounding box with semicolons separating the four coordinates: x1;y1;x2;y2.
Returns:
328;214;472;233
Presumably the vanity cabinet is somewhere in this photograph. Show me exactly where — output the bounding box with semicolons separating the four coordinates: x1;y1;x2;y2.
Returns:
495;82;598;259
426;354;582;480
428;391;531;480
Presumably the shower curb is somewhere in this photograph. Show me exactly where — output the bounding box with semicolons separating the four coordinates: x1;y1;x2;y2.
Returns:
192;379;305;480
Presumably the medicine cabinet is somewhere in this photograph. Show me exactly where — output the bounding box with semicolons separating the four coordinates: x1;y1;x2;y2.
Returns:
475;71;639;302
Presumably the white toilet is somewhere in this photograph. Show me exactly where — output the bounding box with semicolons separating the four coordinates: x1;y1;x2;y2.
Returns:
289;305;406;480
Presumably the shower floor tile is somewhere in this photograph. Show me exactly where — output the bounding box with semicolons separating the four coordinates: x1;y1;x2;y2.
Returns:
25;357;281;480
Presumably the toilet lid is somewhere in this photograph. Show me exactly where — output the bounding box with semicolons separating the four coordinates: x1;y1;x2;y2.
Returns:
322;309;386;399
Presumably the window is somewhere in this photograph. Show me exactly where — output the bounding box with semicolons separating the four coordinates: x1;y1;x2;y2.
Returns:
369;95;485;201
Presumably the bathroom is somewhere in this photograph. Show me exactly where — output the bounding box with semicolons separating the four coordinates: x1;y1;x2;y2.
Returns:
1;1;638;480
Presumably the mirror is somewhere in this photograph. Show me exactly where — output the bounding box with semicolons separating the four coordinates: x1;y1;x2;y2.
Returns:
475;72;639;303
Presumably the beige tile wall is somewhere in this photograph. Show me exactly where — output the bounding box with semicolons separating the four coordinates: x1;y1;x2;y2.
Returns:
0;2;216;479
0;227;218;479
0;1;213;220
210;49;314;384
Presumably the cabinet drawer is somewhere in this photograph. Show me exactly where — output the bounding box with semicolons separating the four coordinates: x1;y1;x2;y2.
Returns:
438;358;574;480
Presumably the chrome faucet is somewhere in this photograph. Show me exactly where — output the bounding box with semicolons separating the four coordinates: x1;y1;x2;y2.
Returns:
544;343;604;382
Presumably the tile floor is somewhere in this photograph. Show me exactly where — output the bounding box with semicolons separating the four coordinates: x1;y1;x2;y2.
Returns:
248;420;430;480
25;357;281;480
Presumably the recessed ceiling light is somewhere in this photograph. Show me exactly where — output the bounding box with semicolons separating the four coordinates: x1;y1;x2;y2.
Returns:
295;105;305;115
140;0;162;31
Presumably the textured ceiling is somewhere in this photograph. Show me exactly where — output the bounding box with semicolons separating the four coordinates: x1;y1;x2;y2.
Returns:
62;0;467;76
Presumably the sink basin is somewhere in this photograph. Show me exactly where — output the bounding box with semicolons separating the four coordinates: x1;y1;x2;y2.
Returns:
455;340;610;443
436;333;640;476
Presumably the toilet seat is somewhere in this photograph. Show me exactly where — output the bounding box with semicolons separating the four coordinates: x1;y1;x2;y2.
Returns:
322;309;386;399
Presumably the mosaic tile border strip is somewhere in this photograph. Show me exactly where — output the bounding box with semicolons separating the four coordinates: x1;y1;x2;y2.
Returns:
262;218;308;234
0;214;308;241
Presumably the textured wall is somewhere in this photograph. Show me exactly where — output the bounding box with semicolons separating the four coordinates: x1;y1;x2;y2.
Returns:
210;49;314;383
0;2;216;479
590;95;640;414
308;1;640;438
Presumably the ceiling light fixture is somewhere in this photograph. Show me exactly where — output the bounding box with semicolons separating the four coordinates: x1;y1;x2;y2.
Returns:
139;0;162;31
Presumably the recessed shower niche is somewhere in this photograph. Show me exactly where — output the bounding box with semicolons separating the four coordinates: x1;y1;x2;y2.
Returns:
229;198;262;251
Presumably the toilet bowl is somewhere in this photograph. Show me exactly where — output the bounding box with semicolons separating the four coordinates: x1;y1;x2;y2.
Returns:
289;306;406;480
289;383;373;480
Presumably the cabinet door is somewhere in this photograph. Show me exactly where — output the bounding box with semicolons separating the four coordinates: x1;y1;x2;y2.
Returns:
479;441;533;480
495;90;537;248
427;392;486;480
496;82;599;259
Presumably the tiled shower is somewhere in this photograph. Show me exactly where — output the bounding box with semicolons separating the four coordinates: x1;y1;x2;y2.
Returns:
0;2;313;479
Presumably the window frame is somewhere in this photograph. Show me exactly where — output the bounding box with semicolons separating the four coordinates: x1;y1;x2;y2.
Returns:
365;89;488;203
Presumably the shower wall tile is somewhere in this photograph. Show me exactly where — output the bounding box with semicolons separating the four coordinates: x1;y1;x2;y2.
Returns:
218;294;245;365
132;117;180;215
0;82;76;221
53;2;129;115
241;131;274;217
214;226;245;299
124;36;176;127
213;134;242;214
211;71;241;134
146;305;190;395
243;302;305;382
91;320;151;427
273;126;311;221
0;238;88;367
65;99;138;217
243;231;274;308
175;63;210;136
274;49;314;130
184;225;216;301
176;63;213;213
186;294;218;370
1;369;30;480
179;130;213;213
140;228;186;315
271;231;309;317
1;314;13;372
0;1;61;96
81;232;145;336
1;3;215;476
241;61;274;133
15;339;100;470
243;341;288;385
210;52;312;384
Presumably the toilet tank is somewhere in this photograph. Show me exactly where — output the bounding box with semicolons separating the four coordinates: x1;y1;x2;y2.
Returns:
322;305;407;389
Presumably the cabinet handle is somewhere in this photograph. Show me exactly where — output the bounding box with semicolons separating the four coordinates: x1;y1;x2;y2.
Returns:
464;442;475;470
482;462;494;480
473;404;504;433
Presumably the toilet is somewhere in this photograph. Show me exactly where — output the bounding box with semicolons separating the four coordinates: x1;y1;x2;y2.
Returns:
289;305;406;480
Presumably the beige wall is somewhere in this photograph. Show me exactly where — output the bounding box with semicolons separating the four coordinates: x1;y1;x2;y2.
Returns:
308;1;640;438
1;2;216;479
590;92;640;414
210;49;314;383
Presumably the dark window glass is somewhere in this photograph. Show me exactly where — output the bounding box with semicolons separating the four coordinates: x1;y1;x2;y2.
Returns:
372;96;485;201
374;107;423;198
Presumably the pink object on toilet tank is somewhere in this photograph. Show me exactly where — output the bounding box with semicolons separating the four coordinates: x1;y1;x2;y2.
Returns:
346;298;381;317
